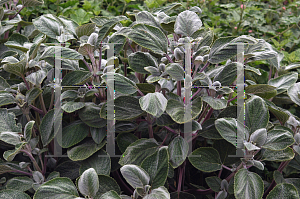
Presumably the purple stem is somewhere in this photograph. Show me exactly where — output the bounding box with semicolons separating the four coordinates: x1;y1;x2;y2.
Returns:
228;96;237;103
99;42;102;71
10;170;32;176
199;61;210;73
164;126;178;135
177;166;184;192
127;39;135;52
268;66;272;81
201;107;213;125
29;105;45;115
222;165;232;171
177;81;181;97
165;54;174;63
191;88;202;100
137;88;145;96
112;171;134;195
159;133;169;147
42;152;47;175
183;188;213;195
12;5;24;19
218;167;223;178
83;58;93;73
21;75;30;90
20;150;42;173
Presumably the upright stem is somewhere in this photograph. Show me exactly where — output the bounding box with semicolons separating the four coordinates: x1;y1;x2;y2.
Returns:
177;81;181;97
83;58;93;73
199;61;210;73
20;150;42;173
11;5;24;19
147;113;154;138
177;166;184;192
191;88;202;100
201;107;213;125
99;43;102;71
39;93;47;115
268;66;272;81
21;75;30;90
10;170;32;176
165;54;174;63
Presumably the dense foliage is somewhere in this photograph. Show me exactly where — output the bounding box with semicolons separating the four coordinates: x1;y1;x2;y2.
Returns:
0;0;300;199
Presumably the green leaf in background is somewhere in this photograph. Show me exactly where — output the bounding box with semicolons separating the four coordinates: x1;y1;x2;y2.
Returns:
166;97;202;124
165;63;184;81
0;109;22;133
245;84;277;99
245;95;269;134
78;168;99;198
141;146;169;189
215;118;248;148
58;121;89;148
40;46;83;61
262;129;295;151
33;14;61;39
62;102;85;113
94;176;120;198
97;16;127;43
67;139;106;161
120;164;150;189
144;186;170;199
3;57;27;77
205;176;222;192
75;23;96;38
266;183;299;199
33;177;79;199
99;190;121;199
3;142;26;161
202;96;227;110
116;132;138;153
128;52;157;74
26;87;42;105
287;82;300;106
6;176;34;192
160;16;176;33
5;33;29;52
174;10;202;37
234;168;264;199
0;189;30;199
209;36;257;64
70;8;94;25
79;103;106;128
119;138;159;166
25;69;47;86
214;62;239;86
39;109;61;146
168;136;189;168
24;120;35;141
139;92;167;118
79;149;110;176
100;96;145;121
21;0;44;7
102;72;138;95
262;148;295;162
268;72;298;94
188;147;222;172
0;76;10;90
0;92;16;107
136;83;156;94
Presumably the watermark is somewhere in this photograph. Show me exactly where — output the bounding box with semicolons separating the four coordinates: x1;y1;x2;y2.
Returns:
49;37;251;159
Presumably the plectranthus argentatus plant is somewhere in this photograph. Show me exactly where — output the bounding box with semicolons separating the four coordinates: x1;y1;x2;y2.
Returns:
0;0;300;199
